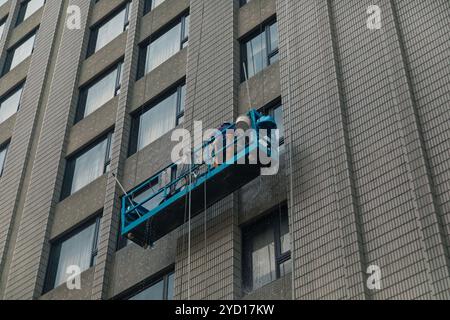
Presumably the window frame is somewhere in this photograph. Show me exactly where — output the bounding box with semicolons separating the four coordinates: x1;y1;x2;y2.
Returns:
86;2;132;57
43;215;101;293
61;132;113;200
128;82;185;156
240;18;279;82
0;82;25;124
16;0;45;26
117;268;175;300
2;28;37;75
260;99;284;146
0;16;7;39
242;203;291;293
75;61;123;123
137;12;189;79
143;0;166;15
0;141;9;177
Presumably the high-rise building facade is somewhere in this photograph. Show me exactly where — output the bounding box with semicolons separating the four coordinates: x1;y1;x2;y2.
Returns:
0;0;448;300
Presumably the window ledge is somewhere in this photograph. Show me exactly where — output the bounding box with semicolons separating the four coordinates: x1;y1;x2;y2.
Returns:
242;273;292;300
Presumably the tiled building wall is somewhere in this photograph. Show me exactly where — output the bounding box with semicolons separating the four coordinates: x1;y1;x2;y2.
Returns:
174;0;241;300
3;0;92;299
277;0;449;299
0;0;448;300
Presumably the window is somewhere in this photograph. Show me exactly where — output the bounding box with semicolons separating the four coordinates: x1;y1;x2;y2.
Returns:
137;14;189;78
2;30;37;75
262;101;284;145
16;0;45;26
0;17;6;39
129;83;185;154
144;0;166;14
0;84;23;124
76;62;122;121
0;0;8;7
61;133;113;199
0;143;8;177
44;217;100;292
126;271;174;300
242;204;291;293
87;2;131;56
241;20;279;80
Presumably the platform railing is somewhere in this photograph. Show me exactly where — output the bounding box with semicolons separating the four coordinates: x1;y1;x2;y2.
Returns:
121;110;275;237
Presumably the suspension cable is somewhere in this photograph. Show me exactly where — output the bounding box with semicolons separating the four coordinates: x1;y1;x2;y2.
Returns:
282;0;297;301
184;0;206;301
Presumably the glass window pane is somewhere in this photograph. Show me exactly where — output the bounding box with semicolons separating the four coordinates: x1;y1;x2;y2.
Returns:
273;105;284;141
0;21;5;39
279;259;292;277
0;86;23;124
145;22;181;73
129;279;165;300
53;221;97;288
279;211;290;254
9;33;36;70
269;23;279;53
83;67;119;117
167;273;174;300
179;84;186;114
137;91;177;150
0;145;8;176
250;222;276;290
245;32;266;78
23;0;44;21
71;138;108;194
95;8;126;52
152;0;166;10
183;15;190;42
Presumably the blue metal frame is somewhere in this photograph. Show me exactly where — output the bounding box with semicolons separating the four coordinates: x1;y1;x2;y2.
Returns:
120;109;276;237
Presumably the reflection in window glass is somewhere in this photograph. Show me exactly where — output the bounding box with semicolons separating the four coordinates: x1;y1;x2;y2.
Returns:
5;32;36;73
145;24;180;73
144;0;166;14
62;133;113;199
0;86;23;124
128;271;174;300
243;206;291;293
242;21;279;80
0;19;5;39
131;84;185;153
251;223;277;290
71;139;108;194
167;272;174;300
130;279;164;300
22;0;45;21
139;14;189;77
0;144;8;176
45;218;100;292
90;2;131;54
138;93;176;150
81;64;121;119
53;222;97;288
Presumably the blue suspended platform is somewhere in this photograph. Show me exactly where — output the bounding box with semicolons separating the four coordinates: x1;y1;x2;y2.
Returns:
121;109;277;248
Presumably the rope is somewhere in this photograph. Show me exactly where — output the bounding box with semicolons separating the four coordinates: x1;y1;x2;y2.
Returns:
282;0;297;301
183;0;206;300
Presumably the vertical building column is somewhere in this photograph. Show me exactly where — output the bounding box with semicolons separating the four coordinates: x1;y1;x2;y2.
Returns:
378;0;450;299
0;0;20;290
277;0;364;299
174;0;241;300
3;0;92;300
90;0;142;301
0;0;17;59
